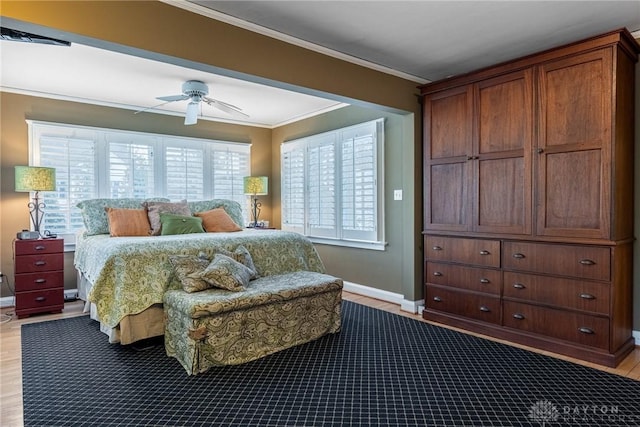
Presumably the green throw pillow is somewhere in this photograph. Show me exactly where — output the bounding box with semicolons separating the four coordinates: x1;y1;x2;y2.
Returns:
160;213;205;235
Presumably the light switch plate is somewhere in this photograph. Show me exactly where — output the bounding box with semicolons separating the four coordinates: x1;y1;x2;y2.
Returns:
393;189;403;201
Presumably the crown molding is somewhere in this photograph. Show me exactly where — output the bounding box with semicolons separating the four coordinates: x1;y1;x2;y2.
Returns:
160;0;427;84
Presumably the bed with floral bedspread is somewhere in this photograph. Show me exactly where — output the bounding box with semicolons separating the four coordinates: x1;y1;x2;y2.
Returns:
75;228;327;343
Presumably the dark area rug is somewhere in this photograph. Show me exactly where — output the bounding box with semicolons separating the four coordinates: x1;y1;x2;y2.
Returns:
22;301;640;426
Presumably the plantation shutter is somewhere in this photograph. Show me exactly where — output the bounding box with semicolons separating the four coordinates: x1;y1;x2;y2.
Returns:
38;136;96;236
307;134;337;238
281;142;306;233
109;142;154;198
341;123;377;241
165;145;204;201
210;146;250;223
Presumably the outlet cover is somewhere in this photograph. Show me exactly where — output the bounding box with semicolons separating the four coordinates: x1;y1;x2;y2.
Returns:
393;189;403;201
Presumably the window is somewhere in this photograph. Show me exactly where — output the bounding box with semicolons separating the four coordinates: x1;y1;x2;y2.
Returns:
28;121;251;242
281;118;385;250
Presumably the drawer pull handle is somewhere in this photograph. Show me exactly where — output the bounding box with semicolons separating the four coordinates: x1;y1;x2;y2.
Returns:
479;306;490;312
34;261;47;266
35;279;47;284
35;245;46;250
578;327;594;335
579;293;595;300
479;278;490;284
512;283;526;289
479;250;490;255
512;313;525;320
512;253;525;259
35;296;46;302
579;259;595;266
433;271;443;277
432;246;442;251
433;296;442;302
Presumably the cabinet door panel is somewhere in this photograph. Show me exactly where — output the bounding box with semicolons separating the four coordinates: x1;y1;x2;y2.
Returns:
536;49;612;239
426;87;472;159
427;162;468;230
540;50;611;147
477;156;528;233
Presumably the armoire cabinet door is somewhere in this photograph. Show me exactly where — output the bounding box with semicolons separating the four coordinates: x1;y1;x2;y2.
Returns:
424;85;473;231
474;70;533;235
536;48;613;239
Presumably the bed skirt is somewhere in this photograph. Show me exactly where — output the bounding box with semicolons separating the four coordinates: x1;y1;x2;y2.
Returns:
78;271;164;344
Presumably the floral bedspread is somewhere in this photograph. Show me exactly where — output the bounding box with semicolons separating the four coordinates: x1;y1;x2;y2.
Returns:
74;230;325;328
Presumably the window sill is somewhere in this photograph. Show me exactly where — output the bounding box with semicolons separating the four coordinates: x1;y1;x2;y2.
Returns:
308;237;387;251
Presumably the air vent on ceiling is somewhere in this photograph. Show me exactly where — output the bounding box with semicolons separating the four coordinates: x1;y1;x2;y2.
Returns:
0;27;70;46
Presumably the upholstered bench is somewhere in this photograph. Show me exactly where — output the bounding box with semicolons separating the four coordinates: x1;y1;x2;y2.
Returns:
163;270;343;375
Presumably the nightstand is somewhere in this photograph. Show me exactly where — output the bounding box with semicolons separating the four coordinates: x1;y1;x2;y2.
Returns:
14;238;64;318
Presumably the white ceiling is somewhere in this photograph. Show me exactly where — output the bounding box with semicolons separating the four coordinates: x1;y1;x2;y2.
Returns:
1;1;639;128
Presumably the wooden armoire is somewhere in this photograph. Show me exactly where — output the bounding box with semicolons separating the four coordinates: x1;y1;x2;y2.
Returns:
421;29;639;367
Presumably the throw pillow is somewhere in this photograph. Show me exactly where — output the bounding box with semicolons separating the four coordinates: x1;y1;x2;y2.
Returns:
197;253;253;292
195;208;242;232
160;213;205;235
188;199;245;229
105;208;152;237
144;200;192;235
199;245;259;279
168;254;210;293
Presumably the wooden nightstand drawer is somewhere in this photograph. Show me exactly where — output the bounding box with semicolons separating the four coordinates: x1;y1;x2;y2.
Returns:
15;254;63;274
15;271;64;292
15;289;64;312
14;238;64;255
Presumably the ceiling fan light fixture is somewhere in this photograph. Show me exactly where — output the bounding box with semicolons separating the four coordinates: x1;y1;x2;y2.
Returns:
184;101;199;125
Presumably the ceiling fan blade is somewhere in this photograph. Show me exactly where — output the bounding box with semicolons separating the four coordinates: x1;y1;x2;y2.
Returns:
157;94;189;102
184;101;199;125
204;97;250;118
134;99;175;114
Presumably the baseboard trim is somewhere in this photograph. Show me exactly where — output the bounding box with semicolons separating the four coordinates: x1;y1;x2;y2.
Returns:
0;289;78;308
342;281;423;314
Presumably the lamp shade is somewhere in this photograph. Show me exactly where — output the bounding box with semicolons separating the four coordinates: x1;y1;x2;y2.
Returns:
15;166;56;192
243;176;268;195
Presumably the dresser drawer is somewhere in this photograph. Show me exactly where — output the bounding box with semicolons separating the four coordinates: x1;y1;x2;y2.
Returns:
425;236;500;267
15;288;64;311
503;301;610;350
15;254;63;274
502;241;610;281
503;272;610;315
15;271;64;292
425;285;501;324
15;238;63;255
426;262;501;295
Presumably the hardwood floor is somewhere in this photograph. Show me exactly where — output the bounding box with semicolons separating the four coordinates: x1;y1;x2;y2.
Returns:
1;292;639;427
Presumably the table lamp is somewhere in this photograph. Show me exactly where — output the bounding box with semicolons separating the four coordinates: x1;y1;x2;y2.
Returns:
15;166;57;236
243;176;268;227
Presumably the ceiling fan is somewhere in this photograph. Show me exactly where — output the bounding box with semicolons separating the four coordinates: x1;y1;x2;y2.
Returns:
136;80;249;125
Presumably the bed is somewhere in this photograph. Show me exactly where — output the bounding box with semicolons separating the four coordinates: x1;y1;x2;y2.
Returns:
73;198;326;344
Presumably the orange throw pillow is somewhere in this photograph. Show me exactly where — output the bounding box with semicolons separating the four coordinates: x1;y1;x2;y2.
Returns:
105;208;152;237
195;208;242;232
